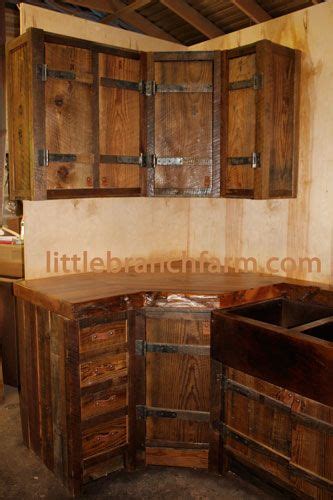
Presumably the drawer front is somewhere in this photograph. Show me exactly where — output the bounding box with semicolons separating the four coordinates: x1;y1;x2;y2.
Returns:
80;353;127;388
81;379;128;420
80;320;127;354
82;416;128;458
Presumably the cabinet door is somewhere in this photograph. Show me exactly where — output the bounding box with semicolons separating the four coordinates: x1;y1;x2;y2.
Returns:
222;41;300;199
134;309;212;469
99;51;144;195
44;41;144;198
45;42;95;194
146;52;221;197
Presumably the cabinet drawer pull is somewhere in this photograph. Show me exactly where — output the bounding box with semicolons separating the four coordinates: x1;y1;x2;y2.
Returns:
96;432;115;441
91;330;115;342
93;364;114;375
95;394;117;406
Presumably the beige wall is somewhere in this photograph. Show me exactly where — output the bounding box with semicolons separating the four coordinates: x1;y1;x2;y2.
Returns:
19;4;184;51
22;2;333;284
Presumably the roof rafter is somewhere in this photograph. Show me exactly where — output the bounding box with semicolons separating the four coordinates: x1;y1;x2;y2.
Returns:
231;0;272;23
100;0;152;25
160;0;224;39
67;0;179;42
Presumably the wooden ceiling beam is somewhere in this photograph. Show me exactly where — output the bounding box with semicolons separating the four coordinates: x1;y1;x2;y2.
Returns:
160;0;224;39
100;0;152;25
67;0;179;42
231;0;272;23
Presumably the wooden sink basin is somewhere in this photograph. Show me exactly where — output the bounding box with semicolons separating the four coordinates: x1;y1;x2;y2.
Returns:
211;297;333;406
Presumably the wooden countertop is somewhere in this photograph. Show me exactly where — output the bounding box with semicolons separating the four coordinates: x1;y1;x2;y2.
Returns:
14;267;330;319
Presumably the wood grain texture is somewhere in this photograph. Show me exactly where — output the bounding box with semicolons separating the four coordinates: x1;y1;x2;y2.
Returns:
146;446;208;468
99;53;141;190
81;416;128;459
45;43;94;190
145;310;210;464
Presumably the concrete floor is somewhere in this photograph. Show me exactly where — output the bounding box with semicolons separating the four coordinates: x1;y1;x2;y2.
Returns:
0;387;281;499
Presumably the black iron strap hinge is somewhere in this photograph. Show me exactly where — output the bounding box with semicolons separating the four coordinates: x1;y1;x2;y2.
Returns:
37;64;76;82
228;152;260;169
38;149;77;167
229;73;263;91
135;340;209;356
136;405;210;422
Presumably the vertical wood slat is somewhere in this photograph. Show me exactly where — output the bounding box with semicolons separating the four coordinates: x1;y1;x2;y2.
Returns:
50;313;69;481
37;307;54;470
65;319;82;495
92;50;100;189
254;40;272;199
26;302;42;456
16;298;29;446
211;51;222;197
28;28;46;200
126;309;136;468
134;310;146;465
208;358;223;473
145;53;155;197
139;52;148;196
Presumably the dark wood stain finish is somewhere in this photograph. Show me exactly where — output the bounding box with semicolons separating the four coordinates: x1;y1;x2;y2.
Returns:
7;30;299;200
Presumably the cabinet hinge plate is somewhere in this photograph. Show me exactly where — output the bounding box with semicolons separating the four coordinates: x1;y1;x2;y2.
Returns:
38;149;77;167
135;340;209;356
136;405;210;422
228;152;260;169
37;64;76;82
229;73;262;91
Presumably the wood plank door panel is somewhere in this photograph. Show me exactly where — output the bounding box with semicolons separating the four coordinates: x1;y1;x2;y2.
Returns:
99;52;142;194
45;43;95;192
223;52;256;197
149;52;221;197
143;309;211;468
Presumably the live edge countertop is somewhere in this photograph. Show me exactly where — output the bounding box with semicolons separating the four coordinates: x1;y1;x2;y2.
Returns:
13;268;332;320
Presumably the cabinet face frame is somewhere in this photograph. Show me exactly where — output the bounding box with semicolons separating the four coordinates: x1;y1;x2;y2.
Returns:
221;40;300;200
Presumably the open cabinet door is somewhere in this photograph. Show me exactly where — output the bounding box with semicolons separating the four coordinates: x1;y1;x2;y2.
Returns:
145;52;222;197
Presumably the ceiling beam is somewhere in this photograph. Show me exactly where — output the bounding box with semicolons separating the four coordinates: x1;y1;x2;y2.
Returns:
67;0;179;42
100;0;152;25
160;0;224;39
231;0;271;23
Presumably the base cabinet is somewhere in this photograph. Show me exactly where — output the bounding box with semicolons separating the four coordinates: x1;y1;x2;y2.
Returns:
16;282;333;497
16;298;132;495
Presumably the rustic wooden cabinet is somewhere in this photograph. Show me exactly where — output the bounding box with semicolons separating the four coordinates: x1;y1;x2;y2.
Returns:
222;41;300;199
14;273;333;497
7;29;300;200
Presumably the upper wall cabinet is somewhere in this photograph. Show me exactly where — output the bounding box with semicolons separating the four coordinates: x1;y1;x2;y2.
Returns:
7;29;300;200
222;41;300;199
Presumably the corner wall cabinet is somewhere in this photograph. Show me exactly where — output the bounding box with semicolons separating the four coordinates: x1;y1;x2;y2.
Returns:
7;28;300;200
14;275;333;497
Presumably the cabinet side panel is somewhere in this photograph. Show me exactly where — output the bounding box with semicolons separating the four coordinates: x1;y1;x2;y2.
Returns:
7;39;32;199
268;48;297;198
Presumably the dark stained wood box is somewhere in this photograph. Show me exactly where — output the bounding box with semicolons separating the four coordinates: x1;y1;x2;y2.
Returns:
211;290;333;498
7;29;300;200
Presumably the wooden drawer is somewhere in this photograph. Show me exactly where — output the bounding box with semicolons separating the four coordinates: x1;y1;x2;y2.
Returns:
81;378;128;420
80;320;127;354
82;417;128;459
80;353;127;388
